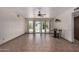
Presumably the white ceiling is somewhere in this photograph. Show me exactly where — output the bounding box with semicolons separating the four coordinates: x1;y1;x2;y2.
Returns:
50;7;74;16
4;7;74;18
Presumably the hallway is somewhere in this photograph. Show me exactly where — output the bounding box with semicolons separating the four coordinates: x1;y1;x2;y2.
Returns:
0;34;79;52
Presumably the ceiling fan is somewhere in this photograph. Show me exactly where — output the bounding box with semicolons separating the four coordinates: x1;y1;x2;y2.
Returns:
37;10;46;17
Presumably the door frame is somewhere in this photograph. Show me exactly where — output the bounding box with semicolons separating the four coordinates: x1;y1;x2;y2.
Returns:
26;18;51;34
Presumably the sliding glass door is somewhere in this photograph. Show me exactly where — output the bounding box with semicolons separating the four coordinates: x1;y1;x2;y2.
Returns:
28;20;49;33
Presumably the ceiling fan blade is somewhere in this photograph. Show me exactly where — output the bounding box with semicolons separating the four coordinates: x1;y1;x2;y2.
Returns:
41;14;46;15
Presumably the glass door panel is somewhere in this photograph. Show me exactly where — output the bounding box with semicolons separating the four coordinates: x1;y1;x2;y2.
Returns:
29;20;33;33
35;21;41;33
46;20;49;33
42;21;45;33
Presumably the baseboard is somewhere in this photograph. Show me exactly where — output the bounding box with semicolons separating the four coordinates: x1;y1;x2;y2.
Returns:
61;37;74;43
0;33;25;46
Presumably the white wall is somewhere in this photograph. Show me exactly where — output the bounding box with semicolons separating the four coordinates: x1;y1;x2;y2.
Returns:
55;8;74;42
50;8;55;18
0;8;26;45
